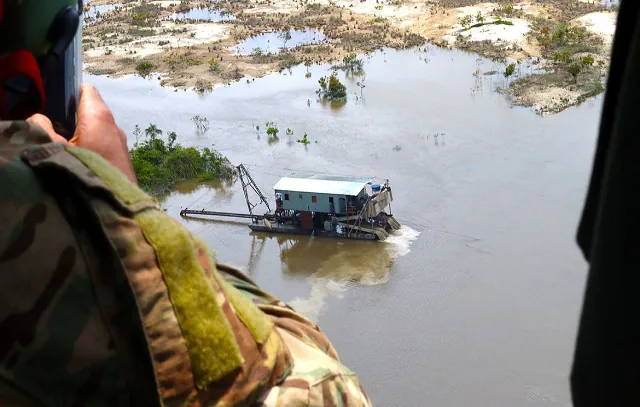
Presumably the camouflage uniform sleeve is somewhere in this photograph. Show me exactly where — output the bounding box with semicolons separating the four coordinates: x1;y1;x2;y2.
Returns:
0;120;373;407
0;121;143;406
217;264;374;407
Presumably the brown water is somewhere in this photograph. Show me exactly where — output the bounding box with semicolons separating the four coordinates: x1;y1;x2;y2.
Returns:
86;46;601;407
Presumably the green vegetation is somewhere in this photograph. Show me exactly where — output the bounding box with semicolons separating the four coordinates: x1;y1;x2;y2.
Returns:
567;56;594;84
186;57;203;66
130;124;234;194
567;62;582;84
504;18;606;112
554;51;595;83
459;15;473;28
131;3;161;27
332;53;364;74
537;22;594;53
553;50;572;64
317;73;347;101
135;60;154;77
265;121;279;137
286;128;294;136
498;3;514;15
128;27;155;37
208;59;220;72
460;14;513;30
504;63;516;78
195;79;213;94
296;133;311;145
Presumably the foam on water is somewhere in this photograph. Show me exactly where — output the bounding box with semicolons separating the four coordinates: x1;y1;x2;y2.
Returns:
383;225;421;258
288;224;420;321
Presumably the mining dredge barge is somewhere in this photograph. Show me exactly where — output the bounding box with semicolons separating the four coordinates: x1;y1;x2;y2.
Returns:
180;165;401;241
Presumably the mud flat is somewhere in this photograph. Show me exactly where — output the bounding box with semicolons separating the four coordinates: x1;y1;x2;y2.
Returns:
82;0;618;115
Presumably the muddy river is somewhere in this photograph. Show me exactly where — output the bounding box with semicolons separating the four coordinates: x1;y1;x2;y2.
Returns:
87;46;601;406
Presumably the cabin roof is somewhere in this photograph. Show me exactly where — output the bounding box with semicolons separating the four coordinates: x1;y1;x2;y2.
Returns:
273;175;372;196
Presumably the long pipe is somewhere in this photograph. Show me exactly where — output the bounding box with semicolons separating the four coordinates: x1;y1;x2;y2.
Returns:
179;209;276;220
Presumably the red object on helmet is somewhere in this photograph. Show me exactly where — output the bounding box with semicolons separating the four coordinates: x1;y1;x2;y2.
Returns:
0;50;46;120
0;0;47;120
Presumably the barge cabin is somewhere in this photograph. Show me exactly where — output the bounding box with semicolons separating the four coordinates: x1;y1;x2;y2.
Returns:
249;174;401;240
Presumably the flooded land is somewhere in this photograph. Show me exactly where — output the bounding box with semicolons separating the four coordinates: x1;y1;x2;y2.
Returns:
80;0;618;405
88;42;602;405
83;0;618;115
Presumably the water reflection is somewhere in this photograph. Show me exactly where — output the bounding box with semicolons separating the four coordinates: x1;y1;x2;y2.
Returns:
157;178;235;204
268;226;420;283
231;28;330;55
83;3;122;25
171;7;235;22
276;226;419;321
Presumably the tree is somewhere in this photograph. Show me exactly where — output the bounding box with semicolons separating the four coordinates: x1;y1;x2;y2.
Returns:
459;15;473;28
278;28;292;48
145;123;162;139
581;55;595;69
133;124;142;146
129;124;234;194
504;63;515;78
567;62;582;84
136;60;154;78
553;50;572;65
317;73;347;101
208;59;219;72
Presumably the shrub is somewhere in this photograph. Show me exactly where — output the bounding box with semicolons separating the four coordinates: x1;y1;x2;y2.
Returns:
135;60;154;77
317;73;347;101
504;63;516;78
129;124;234;194
208;59;220;72
265;121;279;137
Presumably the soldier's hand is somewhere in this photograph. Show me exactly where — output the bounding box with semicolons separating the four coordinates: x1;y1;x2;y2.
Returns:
26;83;137;185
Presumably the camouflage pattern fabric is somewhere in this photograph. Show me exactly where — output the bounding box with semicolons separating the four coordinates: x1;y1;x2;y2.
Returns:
0;120;373;407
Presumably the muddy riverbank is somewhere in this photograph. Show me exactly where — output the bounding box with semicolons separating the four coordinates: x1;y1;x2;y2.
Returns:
82;0;617;115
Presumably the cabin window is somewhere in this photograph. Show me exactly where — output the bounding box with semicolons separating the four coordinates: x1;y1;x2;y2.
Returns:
284;194;289;200
312;195;317;203
329;197;334;203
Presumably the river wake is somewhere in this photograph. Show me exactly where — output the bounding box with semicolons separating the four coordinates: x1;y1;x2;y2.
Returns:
288;225;420;322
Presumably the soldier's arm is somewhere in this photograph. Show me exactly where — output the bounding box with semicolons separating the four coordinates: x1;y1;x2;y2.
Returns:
0;88;372;406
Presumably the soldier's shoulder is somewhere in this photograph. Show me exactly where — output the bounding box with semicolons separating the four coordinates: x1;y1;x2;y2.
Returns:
256;328;373;407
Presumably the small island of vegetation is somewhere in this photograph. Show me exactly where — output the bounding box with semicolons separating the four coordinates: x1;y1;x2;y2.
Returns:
129;123;235;195
317;73;347;102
